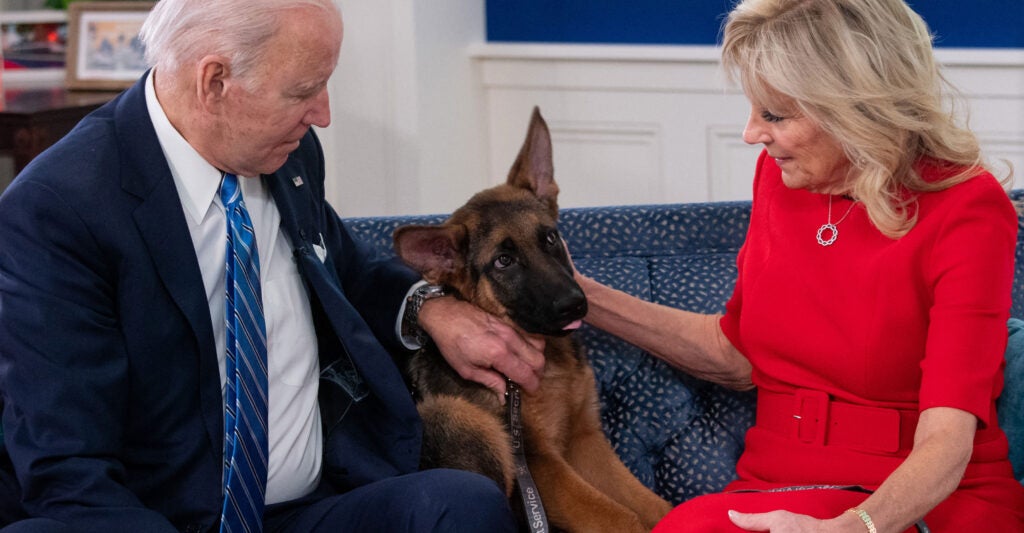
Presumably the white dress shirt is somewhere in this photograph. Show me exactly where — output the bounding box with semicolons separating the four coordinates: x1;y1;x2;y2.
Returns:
145;72;321;504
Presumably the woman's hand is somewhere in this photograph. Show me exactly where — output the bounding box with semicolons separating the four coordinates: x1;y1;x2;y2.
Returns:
728;509;863;532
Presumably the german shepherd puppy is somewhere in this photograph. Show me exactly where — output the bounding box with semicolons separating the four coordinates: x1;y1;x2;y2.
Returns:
393;108;673;532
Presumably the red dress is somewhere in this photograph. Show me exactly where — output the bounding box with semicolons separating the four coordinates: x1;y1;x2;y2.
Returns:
655;151;1024;531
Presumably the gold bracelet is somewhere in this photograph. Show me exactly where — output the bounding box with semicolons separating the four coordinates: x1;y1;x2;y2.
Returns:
846;507;877;533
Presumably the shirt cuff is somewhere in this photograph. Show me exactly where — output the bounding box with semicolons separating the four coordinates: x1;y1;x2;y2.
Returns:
396;280;429;350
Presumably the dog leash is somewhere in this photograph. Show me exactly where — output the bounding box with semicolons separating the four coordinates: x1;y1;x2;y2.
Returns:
506;378;550;533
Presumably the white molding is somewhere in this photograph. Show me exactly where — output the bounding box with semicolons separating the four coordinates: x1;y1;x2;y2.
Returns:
0;9;66;24
471;44;1024;95
471;43;1024;68
471;44;732;94
934;48;1024;67
977;131;1024;152
546;119;666;207
322;37;1024;215
473;43;1024;207
706;125;763;201
468;43;723;63
976;131;1024;188
2;68;64;88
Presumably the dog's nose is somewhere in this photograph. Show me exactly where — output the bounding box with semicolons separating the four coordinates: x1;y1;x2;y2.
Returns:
553;290;588;320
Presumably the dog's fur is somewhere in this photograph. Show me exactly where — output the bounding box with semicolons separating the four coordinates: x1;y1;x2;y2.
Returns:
393;108;672;532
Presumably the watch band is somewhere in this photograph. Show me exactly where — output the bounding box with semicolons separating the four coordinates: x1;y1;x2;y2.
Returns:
402;283;447;346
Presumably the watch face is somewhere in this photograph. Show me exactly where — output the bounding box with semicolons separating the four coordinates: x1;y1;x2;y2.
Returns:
419;285;446;299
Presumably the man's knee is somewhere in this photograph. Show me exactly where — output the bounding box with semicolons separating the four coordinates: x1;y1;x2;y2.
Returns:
407;469;515;532
267;469;517;532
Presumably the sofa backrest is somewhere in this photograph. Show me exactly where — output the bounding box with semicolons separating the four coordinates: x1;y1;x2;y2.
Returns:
344;190;1024;503
1011;190;1024;318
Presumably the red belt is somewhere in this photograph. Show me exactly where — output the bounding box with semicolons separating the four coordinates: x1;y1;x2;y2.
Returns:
756;389;919;454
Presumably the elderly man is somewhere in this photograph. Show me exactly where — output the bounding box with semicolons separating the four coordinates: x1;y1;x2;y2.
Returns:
0;0;542;531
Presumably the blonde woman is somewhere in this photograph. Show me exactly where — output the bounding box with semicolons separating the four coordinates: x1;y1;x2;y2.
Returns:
573;0;1024;530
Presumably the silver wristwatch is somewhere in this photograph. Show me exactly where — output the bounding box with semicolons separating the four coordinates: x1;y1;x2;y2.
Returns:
402;283;447;346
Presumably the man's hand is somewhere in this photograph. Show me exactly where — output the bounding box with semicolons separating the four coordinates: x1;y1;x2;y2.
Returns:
417;296;545;400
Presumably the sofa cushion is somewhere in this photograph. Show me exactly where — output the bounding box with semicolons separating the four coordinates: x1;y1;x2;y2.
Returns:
563;203;757;503
999;317;1024;484
650;255;738;314
574;254;754;501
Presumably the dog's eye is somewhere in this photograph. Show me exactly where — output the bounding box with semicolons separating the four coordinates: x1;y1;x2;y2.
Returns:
494;254;515;269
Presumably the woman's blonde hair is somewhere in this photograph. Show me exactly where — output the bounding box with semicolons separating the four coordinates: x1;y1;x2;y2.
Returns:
721;0;1007;237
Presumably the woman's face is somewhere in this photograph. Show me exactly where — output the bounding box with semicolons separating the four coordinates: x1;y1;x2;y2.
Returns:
742;98;852;194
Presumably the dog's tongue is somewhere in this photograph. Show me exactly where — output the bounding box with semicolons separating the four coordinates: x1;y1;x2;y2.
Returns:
562;319;583;331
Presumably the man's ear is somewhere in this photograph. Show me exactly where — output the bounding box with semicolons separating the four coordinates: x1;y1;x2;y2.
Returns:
196;55;231;113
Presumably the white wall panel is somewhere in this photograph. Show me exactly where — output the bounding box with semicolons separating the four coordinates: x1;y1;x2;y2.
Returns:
318;31;1024;215
548;119;663;208
325;0;486;217
470;45;1024;209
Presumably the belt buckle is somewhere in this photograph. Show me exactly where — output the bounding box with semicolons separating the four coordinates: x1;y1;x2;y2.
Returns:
792;389;829;446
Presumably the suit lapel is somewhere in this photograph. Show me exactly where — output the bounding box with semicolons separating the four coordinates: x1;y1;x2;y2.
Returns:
114;76;224;462
266;153;418;419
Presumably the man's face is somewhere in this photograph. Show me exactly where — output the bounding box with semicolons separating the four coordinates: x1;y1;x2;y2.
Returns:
217;8;342;177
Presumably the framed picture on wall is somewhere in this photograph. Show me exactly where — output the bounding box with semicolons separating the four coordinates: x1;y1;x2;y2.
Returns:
65;1;154;91
1;9;68;87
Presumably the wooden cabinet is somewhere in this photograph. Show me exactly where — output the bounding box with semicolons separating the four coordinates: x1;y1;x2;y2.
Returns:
0;87;117;175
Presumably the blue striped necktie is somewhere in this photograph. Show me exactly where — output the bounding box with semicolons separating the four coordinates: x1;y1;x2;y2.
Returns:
219;173;269;533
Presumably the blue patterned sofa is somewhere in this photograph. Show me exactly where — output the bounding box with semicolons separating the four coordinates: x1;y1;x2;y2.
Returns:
345;192;1024;505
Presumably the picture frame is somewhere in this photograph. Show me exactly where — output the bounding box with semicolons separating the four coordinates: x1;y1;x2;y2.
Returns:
65;1;155;91
0;9;68;88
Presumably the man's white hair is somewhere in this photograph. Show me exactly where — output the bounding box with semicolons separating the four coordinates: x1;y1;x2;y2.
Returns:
140;0;339;84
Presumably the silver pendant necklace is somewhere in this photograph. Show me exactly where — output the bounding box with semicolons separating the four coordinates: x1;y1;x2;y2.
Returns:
816;195;858;246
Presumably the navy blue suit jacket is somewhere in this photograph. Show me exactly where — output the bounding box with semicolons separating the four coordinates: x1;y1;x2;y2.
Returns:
0;76;422;532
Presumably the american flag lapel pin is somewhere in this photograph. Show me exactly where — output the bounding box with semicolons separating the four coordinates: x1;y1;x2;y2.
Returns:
292;175;304;187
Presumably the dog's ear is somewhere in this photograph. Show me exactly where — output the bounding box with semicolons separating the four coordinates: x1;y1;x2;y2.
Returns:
393;224;468;283
506;106;559;213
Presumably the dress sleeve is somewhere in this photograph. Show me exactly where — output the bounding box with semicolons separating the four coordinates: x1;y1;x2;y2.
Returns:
720;149;773;356
919;176;1018;427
